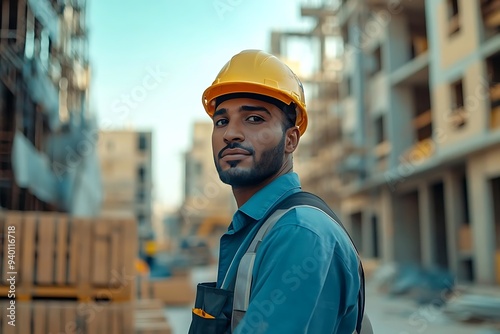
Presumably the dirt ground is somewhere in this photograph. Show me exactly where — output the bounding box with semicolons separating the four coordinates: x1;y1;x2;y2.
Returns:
164;265;500;334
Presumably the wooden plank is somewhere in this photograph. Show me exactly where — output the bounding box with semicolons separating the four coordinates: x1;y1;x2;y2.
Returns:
108;305;117;334
32;285;77;298
150;277;195;305
0;302;4;328
17;301;31;334
75;218;92;300
55;214;69;285
92;220;110;286
135;299;164;310
2;301;16;334
47;302;61;334
135;322;172;334
122;218;138;299
123;301;135;334
63;304;77;334
33;302;47;334
139;276;151;300
135;309;168;321
110;219;122;288
100;304;109;334
36;214;56;285
85;302;99;334
68;217;78;285
2;212;22;285
20;213;37;296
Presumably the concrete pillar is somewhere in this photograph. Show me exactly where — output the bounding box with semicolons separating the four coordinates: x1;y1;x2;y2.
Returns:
443;172;463;278
362;208;374;258
388;87;415;168
467;163;496;284
418;183;434;268
380;188;394;262
386;15;411;72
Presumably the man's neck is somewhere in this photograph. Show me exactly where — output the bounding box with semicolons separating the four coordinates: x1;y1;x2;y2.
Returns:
232;165;293;207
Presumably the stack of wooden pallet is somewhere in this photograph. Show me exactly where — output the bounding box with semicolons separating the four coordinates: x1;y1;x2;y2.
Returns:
0;211;137;301
0;210;172;333
135;299;173;334
0;299;172;334
137;273;195;306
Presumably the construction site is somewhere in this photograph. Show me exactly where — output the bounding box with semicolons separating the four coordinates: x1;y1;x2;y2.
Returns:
1;0;500;333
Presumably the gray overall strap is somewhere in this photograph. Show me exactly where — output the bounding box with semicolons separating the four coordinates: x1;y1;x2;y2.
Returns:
230;208;292;332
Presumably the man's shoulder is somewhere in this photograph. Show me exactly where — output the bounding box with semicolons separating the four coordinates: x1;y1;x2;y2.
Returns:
273;204;349;243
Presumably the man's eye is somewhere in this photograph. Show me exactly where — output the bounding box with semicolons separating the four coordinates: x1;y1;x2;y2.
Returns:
215;119;227;126
247;116;264;123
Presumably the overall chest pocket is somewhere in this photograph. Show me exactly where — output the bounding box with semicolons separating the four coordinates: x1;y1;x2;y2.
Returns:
188;282;234;334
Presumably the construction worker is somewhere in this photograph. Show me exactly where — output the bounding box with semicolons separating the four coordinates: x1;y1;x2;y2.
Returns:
189;50;371;334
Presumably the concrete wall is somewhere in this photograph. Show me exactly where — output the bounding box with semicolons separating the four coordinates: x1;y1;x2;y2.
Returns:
432;61;489;148
98;130;153;238
436;0;481;69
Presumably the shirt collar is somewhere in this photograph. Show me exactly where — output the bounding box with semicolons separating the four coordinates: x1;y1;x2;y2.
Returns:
231;172;301;231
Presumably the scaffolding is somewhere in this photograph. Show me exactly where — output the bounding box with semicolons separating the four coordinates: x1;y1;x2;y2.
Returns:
0;0;101;215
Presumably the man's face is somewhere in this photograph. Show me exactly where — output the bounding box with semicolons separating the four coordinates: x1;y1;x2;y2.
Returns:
211;97;288;188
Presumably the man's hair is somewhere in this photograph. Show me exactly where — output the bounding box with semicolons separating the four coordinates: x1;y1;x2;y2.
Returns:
215;93;297;132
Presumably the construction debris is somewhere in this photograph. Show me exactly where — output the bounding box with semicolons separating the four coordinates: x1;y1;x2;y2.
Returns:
443;293;500;323
373;263;455;305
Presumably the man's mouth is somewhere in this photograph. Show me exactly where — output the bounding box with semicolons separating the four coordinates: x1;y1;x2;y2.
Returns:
220;148;252;161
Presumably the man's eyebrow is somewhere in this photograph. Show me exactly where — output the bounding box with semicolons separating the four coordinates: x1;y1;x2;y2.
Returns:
240;105;271;116
213;108;227;118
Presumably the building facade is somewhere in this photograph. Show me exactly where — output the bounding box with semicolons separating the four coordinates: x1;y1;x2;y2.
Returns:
98;130;153;242
277;0;500;284
0;0;101;215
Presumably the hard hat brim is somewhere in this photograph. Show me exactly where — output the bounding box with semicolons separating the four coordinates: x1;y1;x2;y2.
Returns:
202;82;308;136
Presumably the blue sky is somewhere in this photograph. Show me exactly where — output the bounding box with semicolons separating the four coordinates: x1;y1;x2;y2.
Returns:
87;0;314;207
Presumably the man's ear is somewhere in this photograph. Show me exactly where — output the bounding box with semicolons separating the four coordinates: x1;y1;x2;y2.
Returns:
285;126;300;153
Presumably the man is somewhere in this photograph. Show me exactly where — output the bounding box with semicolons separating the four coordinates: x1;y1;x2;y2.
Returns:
190;50;363;334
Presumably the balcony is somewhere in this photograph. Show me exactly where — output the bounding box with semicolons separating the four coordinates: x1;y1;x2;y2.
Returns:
390;52;429;87
400;138;435;165
413;109;433;141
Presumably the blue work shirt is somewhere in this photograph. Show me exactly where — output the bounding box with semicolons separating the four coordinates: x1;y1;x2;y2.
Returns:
216;172;360;334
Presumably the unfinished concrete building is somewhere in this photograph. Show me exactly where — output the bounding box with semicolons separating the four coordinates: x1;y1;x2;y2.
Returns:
0;0;101;215
276;0;500;285
97;130;154;244
271;3;345;214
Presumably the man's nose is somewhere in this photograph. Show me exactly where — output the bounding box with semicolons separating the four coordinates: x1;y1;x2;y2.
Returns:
223;121;244;143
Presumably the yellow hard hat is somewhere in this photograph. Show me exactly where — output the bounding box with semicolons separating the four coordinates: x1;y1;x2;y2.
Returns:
202;49;308;136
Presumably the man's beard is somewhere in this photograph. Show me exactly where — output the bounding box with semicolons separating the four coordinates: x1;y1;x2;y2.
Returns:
215;135;286;188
